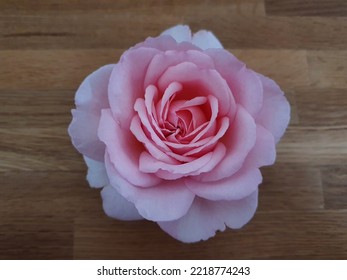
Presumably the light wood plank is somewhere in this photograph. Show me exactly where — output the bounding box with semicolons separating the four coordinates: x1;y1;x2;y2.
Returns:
277;125;347;165
0;49;309;90
294;88;347;126
308;51;347;89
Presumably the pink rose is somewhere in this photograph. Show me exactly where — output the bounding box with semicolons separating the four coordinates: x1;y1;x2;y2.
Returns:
68;25;290;243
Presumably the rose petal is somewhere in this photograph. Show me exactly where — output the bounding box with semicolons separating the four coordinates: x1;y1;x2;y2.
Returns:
226;68;264;116
98;109;161;188
105;152;195;222
134;98;170;151
139;150;213;178
68;64;114;161
184;117;229;157
205;48;244;76
161;25;192;43
193;142;226;174
256;74;291;143
244;124;276;168
192;30;223;50
83;156;109;188
144;50;215;88
134;34;181;52
108;47;160;127
158;190;258;243
140;142;226;180
197;106;257;182
190;95;218;142
130;115;178;164
69;109;106;162
157;62;234;117
186;165;262;201
101;184;143;221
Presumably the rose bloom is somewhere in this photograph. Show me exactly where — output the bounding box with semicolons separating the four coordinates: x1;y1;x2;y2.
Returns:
68;25;290;243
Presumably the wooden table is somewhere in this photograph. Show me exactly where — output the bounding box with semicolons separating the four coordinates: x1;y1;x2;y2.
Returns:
1;0;347;259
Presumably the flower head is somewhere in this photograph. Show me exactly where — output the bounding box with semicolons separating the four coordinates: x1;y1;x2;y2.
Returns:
68;25;290;242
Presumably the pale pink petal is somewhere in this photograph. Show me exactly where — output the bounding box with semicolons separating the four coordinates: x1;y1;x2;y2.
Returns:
161;25;192;43
101;185;143;221
69;109;106;161
133;34;180;52
68;64;114;161
144;50;215;88
226;68;263;116
192;30;223;50
83;156;109;188
158;62;235;117
256;74;291;143
105;152;195;222
197;106;256;182
244;125;276;168
205;47;243;71
158;190;258;243
108;47;160;127
98;109;161;188
186;165;262;201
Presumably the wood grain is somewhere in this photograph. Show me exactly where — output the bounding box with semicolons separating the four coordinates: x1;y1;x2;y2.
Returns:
265;0;347;17
1;0;347;260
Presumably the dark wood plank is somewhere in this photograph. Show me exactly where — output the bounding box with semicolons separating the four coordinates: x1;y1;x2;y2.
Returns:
0;0;265;15
259;164;323;211
0;171;96;259
0;90;84;172
73;211;347;259
1;13;347;49
295;88;347;126
0;216;73;259
322;166;347;210
265;0;347;17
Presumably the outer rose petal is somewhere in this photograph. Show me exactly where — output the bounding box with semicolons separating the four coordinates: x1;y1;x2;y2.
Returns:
83;156;109;188
101;185;144;221
105;152;195;222
68;64;114;161
98;109;161;188
256;74;291;143
144;50;215;88
226;68;263;116
192;30;223;50
186;166;262;201
108;47;160;127
161;25;192;43
158;190;258;243
244;125;276;168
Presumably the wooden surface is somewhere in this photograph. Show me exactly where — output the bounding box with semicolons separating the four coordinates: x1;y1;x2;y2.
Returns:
1;0;347;259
